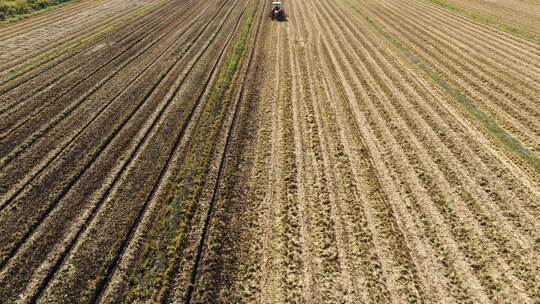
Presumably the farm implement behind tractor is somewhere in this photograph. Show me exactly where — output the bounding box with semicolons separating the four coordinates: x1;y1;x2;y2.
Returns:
270;1;285;21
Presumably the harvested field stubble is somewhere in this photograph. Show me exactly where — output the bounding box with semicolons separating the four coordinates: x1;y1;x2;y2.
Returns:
0;0;538;303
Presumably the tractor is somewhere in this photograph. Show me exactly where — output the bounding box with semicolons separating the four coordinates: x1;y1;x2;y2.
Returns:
270;1;285;21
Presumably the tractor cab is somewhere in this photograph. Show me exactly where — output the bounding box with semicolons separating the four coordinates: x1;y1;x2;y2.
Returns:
270;1;285;21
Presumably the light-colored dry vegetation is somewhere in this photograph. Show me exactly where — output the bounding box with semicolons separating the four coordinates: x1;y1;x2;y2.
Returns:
0;0;538;302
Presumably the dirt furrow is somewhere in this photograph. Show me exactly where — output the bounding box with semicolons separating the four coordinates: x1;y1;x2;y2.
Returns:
306;4;446;303
352;0;540;173
0;7;217;228
346;0;540;197
325;38;475;303
350;0;530;296
97;6;255;299
254;22;285;304
409;1;540;84
112;6;271;303
176;4;264;302
0;1;166;98
266;19;306;304
402;0;540;75
0;1;212;187
0;0;538;302
318;3;449;304
318;38;397;303
293;2;366;302
320;0;532;302
100;5;252;298
388;5;540;113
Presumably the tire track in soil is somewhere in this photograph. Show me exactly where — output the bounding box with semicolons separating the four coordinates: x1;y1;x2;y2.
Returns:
280;17;308;304
227;11;307;303
248;19;284;304
0;1;239;301
208;17;278;302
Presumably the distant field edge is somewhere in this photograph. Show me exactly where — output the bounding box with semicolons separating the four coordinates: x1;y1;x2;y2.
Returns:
0;0;81;25
345;0;540;175
422;0;540;44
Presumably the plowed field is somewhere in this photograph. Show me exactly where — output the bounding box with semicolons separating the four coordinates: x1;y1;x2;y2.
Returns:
0;0;538;303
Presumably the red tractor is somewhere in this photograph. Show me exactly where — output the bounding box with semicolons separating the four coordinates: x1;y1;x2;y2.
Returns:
270;1;285;21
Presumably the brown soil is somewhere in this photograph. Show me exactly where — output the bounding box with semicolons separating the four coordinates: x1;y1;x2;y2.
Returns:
0;0;538;303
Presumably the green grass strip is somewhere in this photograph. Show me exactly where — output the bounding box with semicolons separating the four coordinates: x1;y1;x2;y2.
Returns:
344;0;540;173
423;0;539;44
